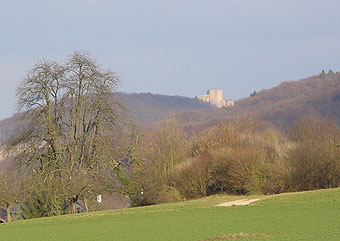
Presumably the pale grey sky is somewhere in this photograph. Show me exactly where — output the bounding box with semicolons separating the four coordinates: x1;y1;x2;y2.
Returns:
1;0;340;119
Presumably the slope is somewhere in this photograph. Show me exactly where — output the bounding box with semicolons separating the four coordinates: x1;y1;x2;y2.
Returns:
117;92;212;124
0;93;212;145
175;71;340;129
1;188;340;240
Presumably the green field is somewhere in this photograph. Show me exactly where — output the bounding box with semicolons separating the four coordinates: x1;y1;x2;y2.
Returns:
1;188;340;241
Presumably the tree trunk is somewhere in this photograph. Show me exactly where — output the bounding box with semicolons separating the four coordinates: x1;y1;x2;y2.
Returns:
6;208;11;223
72;202;77;214
83;198;89;213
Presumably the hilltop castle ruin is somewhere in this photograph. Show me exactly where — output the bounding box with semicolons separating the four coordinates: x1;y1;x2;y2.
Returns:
197;89;234;108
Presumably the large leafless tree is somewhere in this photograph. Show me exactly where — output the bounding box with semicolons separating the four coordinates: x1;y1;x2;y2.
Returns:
12;51;131;215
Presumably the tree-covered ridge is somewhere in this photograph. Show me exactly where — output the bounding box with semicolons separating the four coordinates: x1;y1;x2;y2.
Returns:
175;71;340;129
2;70;339;144
0;93;211;145
117;92;212;125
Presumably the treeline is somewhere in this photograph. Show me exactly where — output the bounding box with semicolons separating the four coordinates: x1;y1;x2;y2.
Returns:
117;92;212;125
174;71;340;129
132;116;340;205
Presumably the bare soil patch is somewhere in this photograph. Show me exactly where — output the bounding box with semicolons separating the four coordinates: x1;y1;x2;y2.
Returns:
216;199;260;207
200;232;270;240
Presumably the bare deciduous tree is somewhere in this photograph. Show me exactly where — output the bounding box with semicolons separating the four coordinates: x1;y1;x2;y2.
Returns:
12;51;131;216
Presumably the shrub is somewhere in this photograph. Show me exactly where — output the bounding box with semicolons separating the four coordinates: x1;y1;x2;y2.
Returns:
287;117;340;191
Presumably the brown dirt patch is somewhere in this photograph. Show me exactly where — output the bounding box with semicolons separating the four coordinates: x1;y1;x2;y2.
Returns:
216;199;260;207
200;232;270;240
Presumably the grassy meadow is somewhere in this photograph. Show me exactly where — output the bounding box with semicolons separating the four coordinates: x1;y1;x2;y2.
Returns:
1;188;340;241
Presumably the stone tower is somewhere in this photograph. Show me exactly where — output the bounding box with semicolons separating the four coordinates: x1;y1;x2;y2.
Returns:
197;89;234;108
207;89;223;107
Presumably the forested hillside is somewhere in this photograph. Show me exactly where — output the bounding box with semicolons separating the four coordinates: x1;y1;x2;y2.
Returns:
117;92;212;124
0;93;211;145
1;71;339;144
175;71;340;130
0;114;23;145
238;71;340;126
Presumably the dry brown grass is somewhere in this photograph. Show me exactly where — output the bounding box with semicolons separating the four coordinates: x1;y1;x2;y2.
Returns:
200;232;271;240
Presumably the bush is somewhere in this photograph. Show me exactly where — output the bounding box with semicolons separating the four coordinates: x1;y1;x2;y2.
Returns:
133;119;189;204
287;117;340;191
135;116;340;204
156;187;183;203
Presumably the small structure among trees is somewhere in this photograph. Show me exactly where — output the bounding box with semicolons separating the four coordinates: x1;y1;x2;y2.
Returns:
0;208;7;223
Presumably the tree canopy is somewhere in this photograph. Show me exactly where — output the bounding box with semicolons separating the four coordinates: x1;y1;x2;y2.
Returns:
7;51;133;217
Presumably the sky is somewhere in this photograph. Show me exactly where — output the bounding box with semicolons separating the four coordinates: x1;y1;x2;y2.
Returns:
1;0;340;120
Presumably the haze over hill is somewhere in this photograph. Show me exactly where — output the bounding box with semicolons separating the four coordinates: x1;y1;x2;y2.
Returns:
0;71;339;145
0;93;212;145
116;92;212;124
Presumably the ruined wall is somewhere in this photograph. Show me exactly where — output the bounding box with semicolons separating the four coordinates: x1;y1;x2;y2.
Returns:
197;95;210;103
224;99;234;106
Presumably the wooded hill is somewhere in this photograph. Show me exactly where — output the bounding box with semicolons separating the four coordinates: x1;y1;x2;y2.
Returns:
116;92;212;124
0;93;211;145
1;71;340;144
175;71;340;130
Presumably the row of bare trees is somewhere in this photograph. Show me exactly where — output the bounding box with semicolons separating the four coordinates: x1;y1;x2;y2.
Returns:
133;116;340;205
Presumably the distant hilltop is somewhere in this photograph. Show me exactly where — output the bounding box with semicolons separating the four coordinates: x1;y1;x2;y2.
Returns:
197;89;234;108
